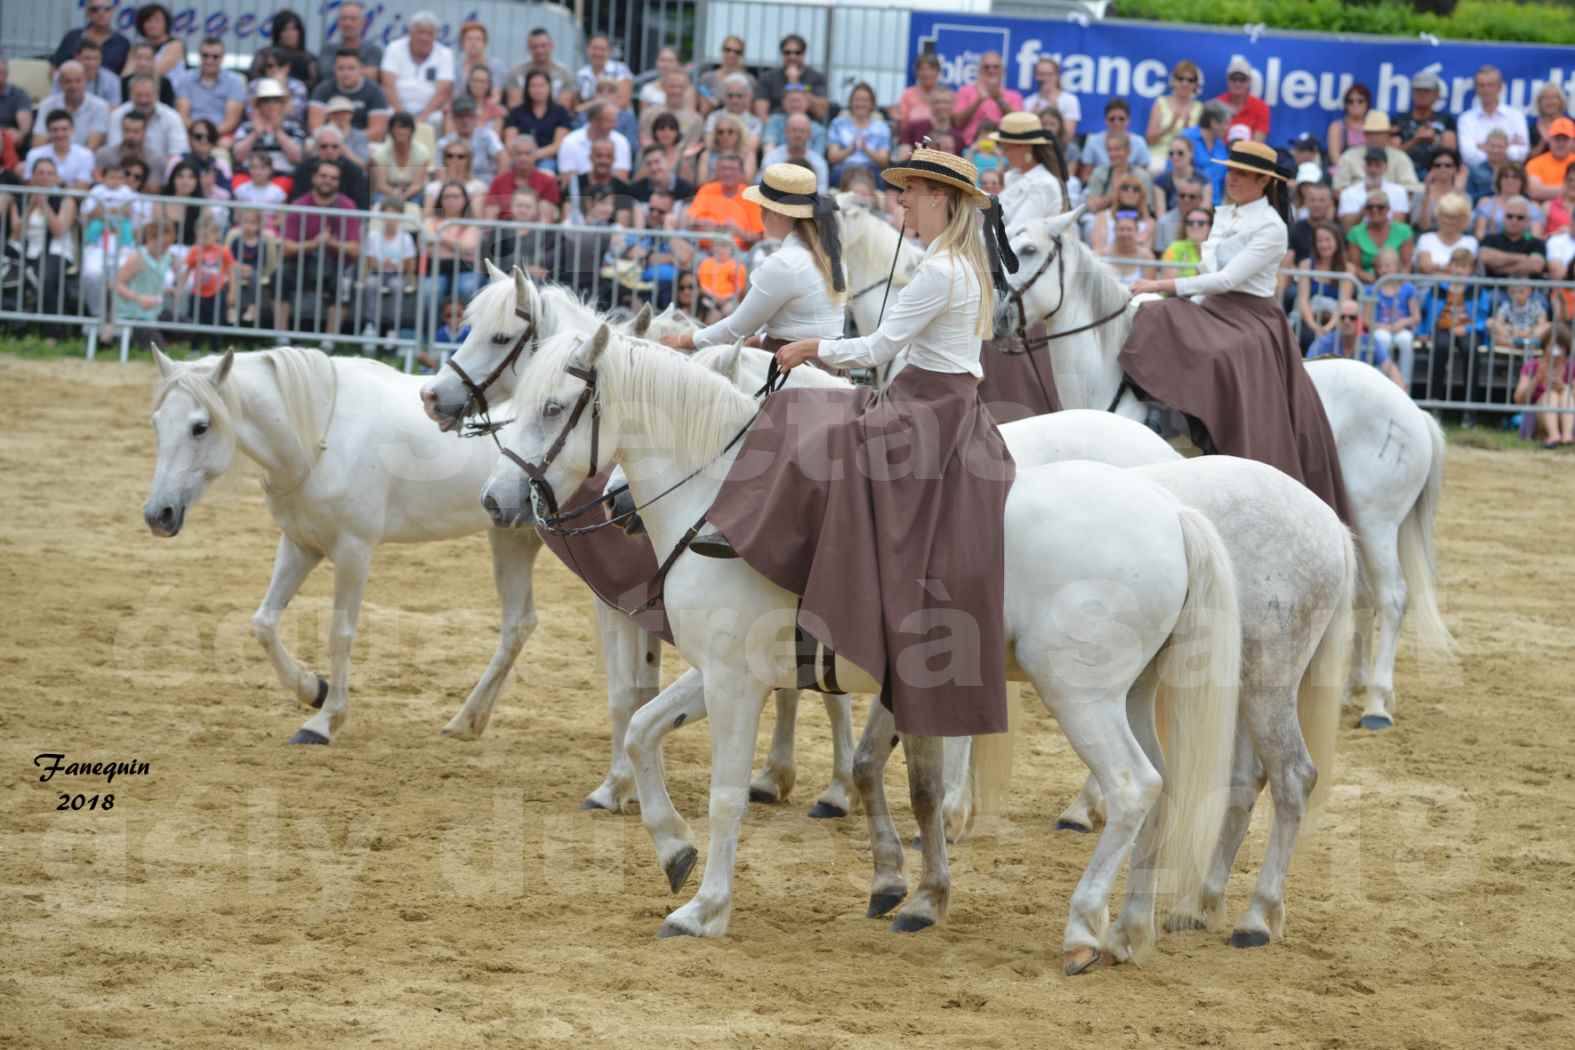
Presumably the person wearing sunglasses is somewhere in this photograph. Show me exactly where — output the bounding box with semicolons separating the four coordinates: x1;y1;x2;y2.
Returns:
1024;56;1080;140
1146;60;1202;160
698;35;756;114
174;37;247;138
51;0;131;78
952;51;1022;150
1215;57;1269;143
1338;146;1410;230
1394;70;1459;171
1326;83;1372;161
1478;194;1548;279
1347;190;1414;284
755;34;828;122
1305;301;1406;389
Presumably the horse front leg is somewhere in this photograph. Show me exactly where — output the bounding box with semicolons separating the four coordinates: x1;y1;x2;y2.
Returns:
624;667;707;892
853;701;906;918
442;526;541;740
749;689;800;805
251;533;325;708
585;605;662;813
290;538;373;745
809;693;858;819
890;733;949;933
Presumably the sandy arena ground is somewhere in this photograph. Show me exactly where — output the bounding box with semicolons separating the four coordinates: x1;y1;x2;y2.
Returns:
2;353;1573;1049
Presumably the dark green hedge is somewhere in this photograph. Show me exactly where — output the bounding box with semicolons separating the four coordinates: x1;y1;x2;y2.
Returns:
1111;0;1575;45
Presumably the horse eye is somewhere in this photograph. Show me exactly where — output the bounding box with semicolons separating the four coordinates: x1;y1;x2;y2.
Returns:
1017;245;1036;258
491;331;513;346
542;400;564;419
191;421;209;438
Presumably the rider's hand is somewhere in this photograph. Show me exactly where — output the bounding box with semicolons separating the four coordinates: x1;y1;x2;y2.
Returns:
776;339;820;370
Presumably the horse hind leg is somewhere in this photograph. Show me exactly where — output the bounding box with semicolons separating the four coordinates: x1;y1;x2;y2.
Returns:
749;689;800;804
584;606;661;812
442;527;541;741
890;733;949;933
289;538;373;745
852;701;906;918
1056;775;1106;834
1167;702;1262;935
251;534;326;708
809;692;858;819
1358;531;1406;730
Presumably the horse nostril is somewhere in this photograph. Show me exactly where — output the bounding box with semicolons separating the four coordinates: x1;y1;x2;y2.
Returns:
482;491;504;523
158;507;175;526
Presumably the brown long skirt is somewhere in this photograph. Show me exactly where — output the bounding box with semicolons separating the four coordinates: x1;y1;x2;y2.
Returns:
1119;291;1354;525
978;324;1063;424
706;367;1015;737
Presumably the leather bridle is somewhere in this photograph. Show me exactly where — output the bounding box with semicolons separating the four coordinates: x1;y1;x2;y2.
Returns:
448;299;538;437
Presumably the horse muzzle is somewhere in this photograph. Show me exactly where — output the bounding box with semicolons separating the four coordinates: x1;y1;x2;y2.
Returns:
144;501;185;538
481;480;537;529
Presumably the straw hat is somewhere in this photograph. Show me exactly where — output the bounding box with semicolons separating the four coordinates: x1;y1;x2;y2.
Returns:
995;111;1053;147
741;163;821;219
253;78;288;102
882;148;991;208
1214;140;1290;182
1363;111;1392;134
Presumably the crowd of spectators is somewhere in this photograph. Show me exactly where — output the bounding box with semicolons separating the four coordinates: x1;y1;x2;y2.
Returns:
0;6;1569;437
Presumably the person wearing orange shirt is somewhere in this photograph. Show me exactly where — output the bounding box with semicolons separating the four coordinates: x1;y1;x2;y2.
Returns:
1526;116;1575;202
686;151;762;248
697;236;747;314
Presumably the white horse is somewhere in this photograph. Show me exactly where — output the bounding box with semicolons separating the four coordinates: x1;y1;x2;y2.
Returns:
142;346;541;745
482;324;1242;973
417;264;858;819
837;204;1449;729
694;342;1357;949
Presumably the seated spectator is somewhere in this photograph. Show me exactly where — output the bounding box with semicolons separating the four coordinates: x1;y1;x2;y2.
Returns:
25;110;95;188
299;126;369;211
638;47;684;110
560;100;633;182
558;185;621;296
1181;100;1231;204
506;27;576;112
1526;117;1575;201
370;111;431;209
1367;248;1421;386
1288;180;1337;265
1328;83;1372;161
1297;222;1354;352
1409;147;1463;232
952;51;1020;150
253;47;310;126
281;160;360;336
438;97;504;183
689;114;756;184
486;188;558;278
1338;147;1411;228
1415;192;1479;275
262;10;318;89
318;97;370;165
1100;212;1152;285
191;153;232;220
1081;99;1153;178
180;214;235;352
309;47;391;143
52;2;130;78
760;113;829;192
1288;132;1325;180
114;217;176;347
688;153;763;248
1038;107;1081;190
505;70;573;170
640;69;705;148
224;206;283;328
966;124;1005;180
1146;66;1203;175
457;22;508;102
896;54;943;150
381;12;455;130
1489;280;1551;351
120;41;175;109
231;80;304;190
486;135;561;219
1420;247;1491;411
1348;191;1415;282
575;34;633;113
1466;129;1512;201
1474;161;1544;237
1307;300;1406;388
1395;70;1458;172
628;143;696;206
1527;82;1570;156
423;181;483;311
1026;55;1081;139
1546;217;1575;282
567;139;633;223
1157;138;1209;212
40;61;110;150
765;85;830;164
109;74;188;160
1154;178;1205;255
698;236;746;313
704;74;763;142
755;34;829;122
235;149;288;231
355;201;417;342
1544;164;1575;237
1513;327;1573;446
457;66;508;136
1091;176;1155;256
828;82;891;187
176;38;247;137
1334;112;1420;191
76;42;122;107
96;111;166;191
1085;134;1156;217
698;35;755;114
1161;206;1211;278
1217;57;1270;141
321;1;381;77
1479;195;1547;278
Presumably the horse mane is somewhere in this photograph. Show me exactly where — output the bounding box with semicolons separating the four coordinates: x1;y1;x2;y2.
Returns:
465;272;600;337
838;195;923;289
1057;226;1139;331
519;331;756;474
153;347;334;463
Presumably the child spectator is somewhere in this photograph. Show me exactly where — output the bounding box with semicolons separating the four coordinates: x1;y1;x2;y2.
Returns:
1162;207;1212;278
435;298;469;345
1489;280;1552;352
80;159;139;339
358;199;418;340
966;123;1005;179
1367;248;1421;387
1420;247;1493;417
697;237;746;315
979;168;1004;195
1297;222;1353;353
224;206;282;329
1514;326;1574;447
181;214;234;351
114;218;177;348
235;149;287;232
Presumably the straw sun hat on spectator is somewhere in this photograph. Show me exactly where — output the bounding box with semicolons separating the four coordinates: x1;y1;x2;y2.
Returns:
253;78;288;101
324;96;355;116
882;148;991;208
741;163;823;219
1363;111;1392;134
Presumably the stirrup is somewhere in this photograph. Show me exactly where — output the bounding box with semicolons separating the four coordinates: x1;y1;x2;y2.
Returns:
690;526;737;559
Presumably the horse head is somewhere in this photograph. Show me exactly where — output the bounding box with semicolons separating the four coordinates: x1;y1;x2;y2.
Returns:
144;346;239;537
997;207;1085;335
420;260;540;432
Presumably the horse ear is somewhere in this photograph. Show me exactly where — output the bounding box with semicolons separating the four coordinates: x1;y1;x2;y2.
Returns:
582;323;612;367
721;340;743;381
484;257;505;281
1047;206;1085;236
513;266;530;309
631;303;653;337
153;344;177;379
213;349;236;386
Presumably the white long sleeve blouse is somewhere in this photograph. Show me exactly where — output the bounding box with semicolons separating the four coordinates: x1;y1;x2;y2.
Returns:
691;232;846;347
817;244;985;376
1172;195;1287;300
1000;163;1065;223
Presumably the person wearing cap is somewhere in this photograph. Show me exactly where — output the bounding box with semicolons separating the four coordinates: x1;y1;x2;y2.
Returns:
1288;132;1323;172
1337;147;1410;229
1526;117;1575;201
1216;57;1269;143
319;96;370;164
996;110;1070;220
231;78;305;184
1333;112;1419;192
1127;140;1352;525
1394;70;1458;171
697;148;1016;741
1458;65;1530;168
309;47;391;142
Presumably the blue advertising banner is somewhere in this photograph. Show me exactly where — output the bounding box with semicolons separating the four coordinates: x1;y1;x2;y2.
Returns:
908;12;1575;146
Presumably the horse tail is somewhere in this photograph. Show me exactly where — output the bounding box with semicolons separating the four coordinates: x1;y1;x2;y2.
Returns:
1398;411;1454;655
970;693;1019;827
1302;526;1358;816
1152;506;1241;906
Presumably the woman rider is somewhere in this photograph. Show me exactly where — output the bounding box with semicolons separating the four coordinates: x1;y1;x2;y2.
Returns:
699;149;1017;739
1124;140;1352;524
984;109;1072;422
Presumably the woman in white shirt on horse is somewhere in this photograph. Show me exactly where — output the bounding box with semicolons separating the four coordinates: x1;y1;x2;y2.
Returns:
1124;140;1352;523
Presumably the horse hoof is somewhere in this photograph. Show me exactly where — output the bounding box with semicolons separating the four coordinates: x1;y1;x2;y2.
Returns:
1230;929;1272;949
664;846;698;894
1358;714;1394;731
311;676;328;709
580;797;609;811
1055;818;1093;833
867;891;906;918
889;913;934;934
1063;947;1105;976
656;921;696;939
748;786;783;804
807;801;847;819
288;728;329;745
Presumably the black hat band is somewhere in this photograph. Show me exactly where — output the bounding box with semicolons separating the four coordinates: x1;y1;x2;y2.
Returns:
759;183;819;206
1225;148;1280;176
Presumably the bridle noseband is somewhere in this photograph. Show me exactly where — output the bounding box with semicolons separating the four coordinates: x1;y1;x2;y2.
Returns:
447;299;538;437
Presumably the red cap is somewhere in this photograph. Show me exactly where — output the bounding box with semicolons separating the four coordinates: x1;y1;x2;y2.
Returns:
1550;116;1575;138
